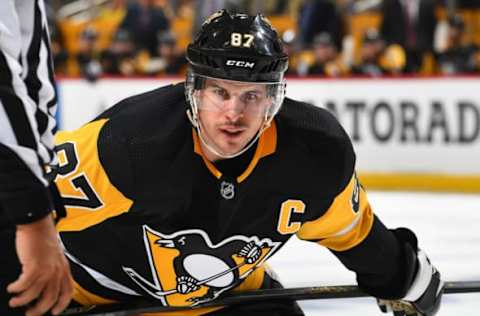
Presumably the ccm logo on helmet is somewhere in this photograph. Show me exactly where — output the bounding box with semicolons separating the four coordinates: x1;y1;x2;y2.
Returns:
225;60;255;68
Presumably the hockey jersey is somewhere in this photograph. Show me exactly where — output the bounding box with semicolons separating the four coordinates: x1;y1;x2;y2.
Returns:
53;83;407;315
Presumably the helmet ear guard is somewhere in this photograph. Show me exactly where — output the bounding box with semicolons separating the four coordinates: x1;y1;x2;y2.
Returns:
185;70;199;128
192;75;205;90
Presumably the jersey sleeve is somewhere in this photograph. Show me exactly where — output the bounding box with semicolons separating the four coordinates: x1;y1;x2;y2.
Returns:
54;119;134;232
297;171;416;299
0;0;59;224
296;173;374;250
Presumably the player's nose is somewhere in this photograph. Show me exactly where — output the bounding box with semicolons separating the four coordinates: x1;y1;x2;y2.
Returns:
223;97;244;121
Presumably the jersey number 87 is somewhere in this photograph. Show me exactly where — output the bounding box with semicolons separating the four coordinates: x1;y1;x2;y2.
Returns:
50;142;103;210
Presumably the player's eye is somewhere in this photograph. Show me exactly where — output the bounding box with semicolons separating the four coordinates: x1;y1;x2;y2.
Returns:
241;92;261;105
213;88;229;100
246;92;258;101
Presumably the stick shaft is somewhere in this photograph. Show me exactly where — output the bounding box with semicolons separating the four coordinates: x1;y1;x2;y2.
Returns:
61;280;480;316
443;280;480;294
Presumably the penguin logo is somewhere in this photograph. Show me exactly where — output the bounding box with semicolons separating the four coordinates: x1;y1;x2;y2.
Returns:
123;226;281;306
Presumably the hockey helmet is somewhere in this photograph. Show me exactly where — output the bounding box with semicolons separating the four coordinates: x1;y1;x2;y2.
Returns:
185;10;288;159
186;9;288;83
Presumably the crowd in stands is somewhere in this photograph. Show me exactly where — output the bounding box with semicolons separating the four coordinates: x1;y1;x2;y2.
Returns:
48;0;480;80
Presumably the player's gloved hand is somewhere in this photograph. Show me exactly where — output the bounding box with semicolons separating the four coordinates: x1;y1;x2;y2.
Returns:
377;229;444;316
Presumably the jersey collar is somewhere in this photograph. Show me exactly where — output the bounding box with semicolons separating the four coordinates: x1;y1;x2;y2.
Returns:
192;121;277;183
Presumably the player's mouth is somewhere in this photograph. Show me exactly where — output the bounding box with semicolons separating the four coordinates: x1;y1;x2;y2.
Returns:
219;127;246;138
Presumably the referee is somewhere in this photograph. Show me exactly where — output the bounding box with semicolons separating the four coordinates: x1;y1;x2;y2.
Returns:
0;1;72;316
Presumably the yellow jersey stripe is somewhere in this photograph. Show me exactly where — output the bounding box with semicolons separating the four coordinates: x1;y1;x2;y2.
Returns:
55;119;134;232
296;175;374;251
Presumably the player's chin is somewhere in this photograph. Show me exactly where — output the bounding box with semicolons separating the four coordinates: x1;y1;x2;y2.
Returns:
216;139;247;156
215;130;255;154
217;143;244;156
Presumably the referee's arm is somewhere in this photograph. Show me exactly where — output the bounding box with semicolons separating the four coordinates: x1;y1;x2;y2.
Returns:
0;0;58;224
0;1;72;316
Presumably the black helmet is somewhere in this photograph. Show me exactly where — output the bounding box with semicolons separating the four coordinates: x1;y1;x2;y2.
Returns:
186;10;288;83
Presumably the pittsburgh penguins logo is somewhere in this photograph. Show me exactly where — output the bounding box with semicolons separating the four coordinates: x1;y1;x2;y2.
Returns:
123;226;281;307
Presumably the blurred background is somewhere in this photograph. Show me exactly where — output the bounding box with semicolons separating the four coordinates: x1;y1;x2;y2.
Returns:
47;0;480;79
48;0;480;193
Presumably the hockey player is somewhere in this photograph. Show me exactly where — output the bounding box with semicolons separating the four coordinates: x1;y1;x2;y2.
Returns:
36;10;443;315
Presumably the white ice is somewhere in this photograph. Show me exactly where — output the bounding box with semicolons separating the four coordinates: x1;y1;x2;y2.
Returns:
268;191;480;316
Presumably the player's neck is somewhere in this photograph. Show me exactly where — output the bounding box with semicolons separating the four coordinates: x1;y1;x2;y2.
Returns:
213;143;256;177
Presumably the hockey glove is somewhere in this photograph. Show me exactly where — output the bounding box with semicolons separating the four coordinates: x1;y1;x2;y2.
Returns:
377;229;444;316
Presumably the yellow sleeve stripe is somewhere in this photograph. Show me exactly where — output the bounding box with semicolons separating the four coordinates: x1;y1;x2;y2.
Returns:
55;119;133;232
318;204;373;251
331;211;363;237
296;175;374;251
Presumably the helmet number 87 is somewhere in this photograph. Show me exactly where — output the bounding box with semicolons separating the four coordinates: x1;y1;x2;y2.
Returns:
231;33;254;48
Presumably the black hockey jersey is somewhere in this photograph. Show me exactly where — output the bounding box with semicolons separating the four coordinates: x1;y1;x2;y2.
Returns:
53;83;407;315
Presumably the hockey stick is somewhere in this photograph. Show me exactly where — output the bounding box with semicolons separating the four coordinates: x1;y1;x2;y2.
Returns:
61;280;480;316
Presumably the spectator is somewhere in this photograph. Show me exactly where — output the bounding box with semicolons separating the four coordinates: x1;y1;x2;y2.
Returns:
298;0;344;50
137;31;187;75
352;28;406;76
380;0;437;73
76;27;103;81
192;0;244;36
44;2;69;75
101;29;137;76
50;22;69;76
156;32;186;75
307;32;345;76
436;15;480;74
119;0;170;56
352;29;387;76
281;29;302;76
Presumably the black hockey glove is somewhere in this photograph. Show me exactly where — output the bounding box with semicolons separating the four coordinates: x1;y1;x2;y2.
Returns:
377;229;444;316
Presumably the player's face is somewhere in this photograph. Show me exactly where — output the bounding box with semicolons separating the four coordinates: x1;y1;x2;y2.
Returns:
196;78;271;159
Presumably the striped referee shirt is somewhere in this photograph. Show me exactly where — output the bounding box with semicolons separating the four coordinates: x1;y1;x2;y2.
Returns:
0;0;58;225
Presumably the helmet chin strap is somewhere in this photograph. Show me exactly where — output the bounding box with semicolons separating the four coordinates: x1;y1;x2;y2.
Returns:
186;108;271;160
